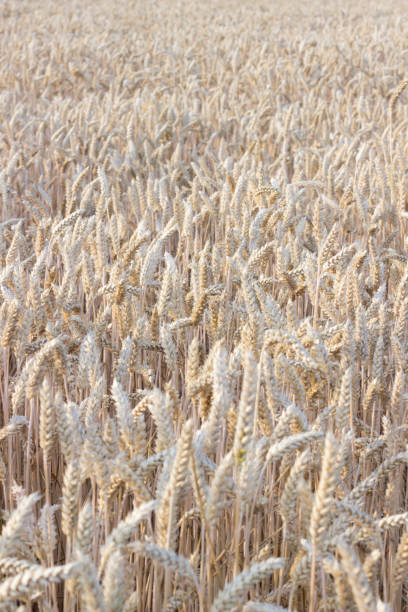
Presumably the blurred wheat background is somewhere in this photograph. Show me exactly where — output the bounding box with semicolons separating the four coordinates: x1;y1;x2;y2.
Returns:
2;0;408;610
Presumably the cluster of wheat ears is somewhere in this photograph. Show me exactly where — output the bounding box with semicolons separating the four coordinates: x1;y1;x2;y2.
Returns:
3;0;408;610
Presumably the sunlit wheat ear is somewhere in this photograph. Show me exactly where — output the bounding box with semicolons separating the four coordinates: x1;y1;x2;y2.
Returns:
0;415;27;441
39;377;55;461
55;396;77;463
102;549;128;612
233;350;257;465
363;549;381;588
75;503;94;558
266;430;323;463
206;342;230;453
347;451;408;504
261;351;282;421
310;432;339;556
0;493;39;559
99;500;156;574
111;378;137;455
0;557;38;577
157;419;193;549
83;411;111;508
148;387;175;452
239;437;267;508
0;563;80;608
280;449;311;538
160;323;178;370
78;332;102;390
186;336;200;397
75;552;107;612
38;503;58;564
391;530;408;603
323;556;354;612
61;462;80;539
211;557;285;612
242;603;290;612
337;541;377;612
114;335;134;387
157;256;175;317
1;299;19;351
335;366;352;432
207;450;234;527
129;541;198;588
289;548;312;596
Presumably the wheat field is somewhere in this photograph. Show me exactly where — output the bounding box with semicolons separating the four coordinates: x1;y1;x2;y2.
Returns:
2;0;408;610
